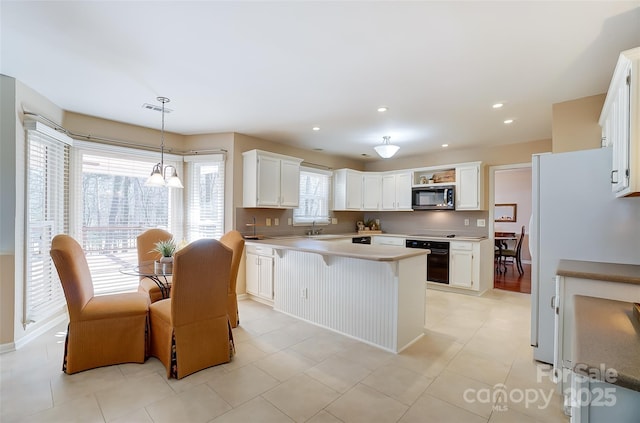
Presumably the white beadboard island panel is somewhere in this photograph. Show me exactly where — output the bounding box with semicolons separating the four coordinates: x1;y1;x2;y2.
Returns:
273;248;426;353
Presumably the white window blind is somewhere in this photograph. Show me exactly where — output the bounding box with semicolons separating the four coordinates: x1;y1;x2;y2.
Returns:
184;155;225;241
24;121;71;326
72;142;183;295
293;167;332;225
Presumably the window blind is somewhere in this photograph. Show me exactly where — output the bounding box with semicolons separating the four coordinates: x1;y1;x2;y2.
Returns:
24;121;71;326
293;167;332;225
72;142;183;295
184;155;225;241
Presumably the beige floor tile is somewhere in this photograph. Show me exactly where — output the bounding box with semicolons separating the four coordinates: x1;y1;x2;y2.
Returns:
50;365;125;405
211;396;294;423
306;410;345;423
488;407;543;423
500;372;568;422
94;372;174;421
163;361;228;393
262;373;340;422
425;369;495;419
254;349;318;381
398;393;488;423
289;333;351;363
326;383;408;423
305;355;372;393
332;341;394;371
445;349;512;386
110;408;154;423
361;364;433;405
14;393;104;423
145;383;232;423
222;340;269;371
208;364;279;406
427;318;483;344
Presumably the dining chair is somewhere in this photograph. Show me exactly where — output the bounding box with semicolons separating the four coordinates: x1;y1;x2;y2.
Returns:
137;228;173;303
220;230;245;328
501;225;525;275
149;238;234;379
50;234;149;374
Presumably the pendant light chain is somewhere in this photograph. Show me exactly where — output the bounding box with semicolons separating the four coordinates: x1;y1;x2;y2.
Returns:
158;96;169;170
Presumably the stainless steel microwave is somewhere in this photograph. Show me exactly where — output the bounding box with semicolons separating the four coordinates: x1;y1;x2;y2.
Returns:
411;186;455;210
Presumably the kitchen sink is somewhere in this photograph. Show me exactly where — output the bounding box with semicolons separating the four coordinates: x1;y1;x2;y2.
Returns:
306;234;347;240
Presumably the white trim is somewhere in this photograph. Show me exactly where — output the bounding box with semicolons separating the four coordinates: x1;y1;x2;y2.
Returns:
300;165;332;176
183;154;225;163
488;162;532;239
73;140;182;161
11;313;68;352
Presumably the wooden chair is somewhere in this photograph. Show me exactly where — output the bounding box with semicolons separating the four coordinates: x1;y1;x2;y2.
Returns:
137;228;173;303
50;234;149;374
149;238;234;379
501;225;525;275
220;230;245;328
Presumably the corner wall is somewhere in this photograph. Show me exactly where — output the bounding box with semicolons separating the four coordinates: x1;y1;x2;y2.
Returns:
551;93;606;153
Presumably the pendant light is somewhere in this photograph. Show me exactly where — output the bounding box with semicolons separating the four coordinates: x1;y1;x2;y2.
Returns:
145;96;183;188
374;136;400;159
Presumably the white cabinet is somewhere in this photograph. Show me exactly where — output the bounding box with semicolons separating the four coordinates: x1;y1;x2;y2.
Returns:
599;47;640;197
455;163;484;210
245;245;274;303
372;235;405;246
243;149;303;208
449;241;476;288
362;173;381;210
381;172;412;210
333;169;363;210
553;275;639;390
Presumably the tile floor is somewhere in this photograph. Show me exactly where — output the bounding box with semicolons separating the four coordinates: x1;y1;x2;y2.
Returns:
1;289;569;423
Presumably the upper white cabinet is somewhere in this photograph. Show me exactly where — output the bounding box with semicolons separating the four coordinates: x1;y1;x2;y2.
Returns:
243;150;303;208
600;47;640;197
455;163;484;210
381;172;412;210
333;169;363;210
362;173;382;210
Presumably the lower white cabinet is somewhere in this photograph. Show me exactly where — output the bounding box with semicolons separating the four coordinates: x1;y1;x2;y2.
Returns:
449;241;475;288
246;245;274;302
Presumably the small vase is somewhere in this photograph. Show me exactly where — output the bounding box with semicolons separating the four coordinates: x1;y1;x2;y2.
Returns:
155;256;173;274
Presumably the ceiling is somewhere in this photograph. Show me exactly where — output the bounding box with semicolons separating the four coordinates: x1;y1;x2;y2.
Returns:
2;1;639;160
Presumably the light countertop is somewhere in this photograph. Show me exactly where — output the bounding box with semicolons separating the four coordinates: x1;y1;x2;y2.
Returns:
245;237;428;262
572;295;640;392
557;259;640;285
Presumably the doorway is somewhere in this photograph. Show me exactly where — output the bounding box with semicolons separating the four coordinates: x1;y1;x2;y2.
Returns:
489;164;532;293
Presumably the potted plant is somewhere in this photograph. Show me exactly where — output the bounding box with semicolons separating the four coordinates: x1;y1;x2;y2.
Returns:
152;239;177;274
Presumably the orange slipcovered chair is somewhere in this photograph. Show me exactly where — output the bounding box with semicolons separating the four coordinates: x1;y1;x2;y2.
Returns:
137;228;173;303
149;238;235;379
220;230;245;328
50;234;149;374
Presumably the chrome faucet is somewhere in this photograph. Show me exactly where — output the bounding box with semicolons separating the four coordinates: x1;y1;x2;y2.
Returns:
307;221;323;236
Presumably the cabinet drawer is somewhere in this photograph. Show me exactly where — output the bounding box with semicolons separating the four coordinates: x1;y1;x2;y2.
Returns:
246;245;274;256
450;241;473;251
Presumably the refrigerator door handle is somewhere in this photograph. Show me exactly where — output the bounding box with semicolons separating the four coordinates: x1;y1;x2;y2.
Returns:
611;169;618;184
551;295;555;310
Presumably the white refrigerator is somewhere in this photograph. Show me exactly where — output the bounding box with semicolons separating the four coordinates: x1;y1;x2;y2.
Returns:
530;147;640;363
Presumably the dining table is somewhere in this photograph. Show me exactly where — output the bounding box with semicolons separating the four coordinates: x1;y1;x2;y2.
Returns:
120;260;172;299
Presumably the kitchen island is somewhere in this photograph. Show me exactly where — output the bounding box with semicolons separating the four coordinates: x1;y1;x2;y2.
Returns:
245;238;429;353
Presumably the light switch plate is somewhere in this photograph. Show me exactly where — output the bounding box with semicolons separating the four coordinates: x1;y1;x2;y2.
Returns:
288;218;292;225
332;218;338;224
266;218;271;227
274;218;279;226
464;219;469;226
477;219;486;227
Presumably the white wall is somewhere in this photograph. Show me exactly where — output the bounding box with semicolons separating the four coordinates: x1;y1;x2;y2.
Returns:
494;167;532;260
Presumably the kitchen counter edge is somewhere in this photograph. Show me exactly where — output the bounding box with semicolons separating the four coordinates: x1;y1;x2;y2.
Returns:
557;259;640;285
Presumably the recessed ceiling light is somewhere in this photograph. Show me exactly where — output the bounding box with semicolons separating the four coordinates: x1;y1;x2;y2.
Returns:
442;144;449;148
492;103;504;109
312;126;320;131
377;107;388;112
504;119;514;124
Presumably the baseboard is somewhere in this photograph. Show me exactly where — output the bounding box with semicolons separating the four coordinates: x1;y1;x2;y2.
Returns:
12;314;68;351
0;342;16;354
237;293;250;301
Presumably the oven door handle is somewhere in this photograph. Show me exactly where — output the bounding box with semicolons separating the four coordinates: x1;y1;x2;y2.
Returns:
428;249;449;255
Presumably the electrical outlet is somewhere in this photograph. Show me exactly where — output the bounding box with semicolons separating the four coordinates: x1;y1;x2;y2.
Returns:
288;217;292;225
477;219;486;227
274;218;279;226
266;218;271;227
332;217;338;224
464;219;469;226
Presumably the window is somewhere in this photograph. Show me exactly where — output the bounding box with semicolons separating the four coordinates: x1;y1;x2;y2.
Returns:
184;155;225;241
72;142;183;295
24;121;71;326
293;167;331;225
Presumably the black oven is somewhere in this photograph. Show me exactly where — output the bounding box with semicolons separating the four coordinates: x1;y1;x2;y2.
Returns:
405;239;450;284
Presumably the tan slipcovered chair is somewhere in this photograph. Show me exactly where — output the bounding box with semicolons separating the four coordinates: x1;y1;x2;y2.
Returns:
149;238;234;379
137;228;173;303
220;230;244;328
50;234;149;374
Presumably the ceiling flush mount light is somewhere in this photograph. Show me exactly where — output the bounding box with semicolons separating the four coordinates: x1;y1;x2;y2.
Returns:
377;106;388;112
145;96;183;189
374;136;400;159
